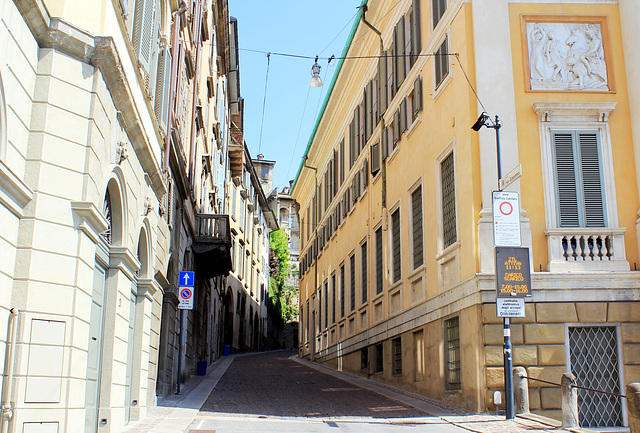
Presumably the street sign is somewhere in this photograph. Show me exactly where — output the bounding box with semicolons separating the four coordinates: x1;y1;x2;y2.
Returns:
493;191;521;247
499;165;522;191
497;298;526;317
496;247;531;298
178;286;194;309
179;271;195;287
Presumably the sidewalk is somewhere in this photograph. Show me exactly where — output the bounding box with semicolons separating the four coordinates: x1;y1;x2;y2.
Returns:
123;354;235;433
125;352;595;433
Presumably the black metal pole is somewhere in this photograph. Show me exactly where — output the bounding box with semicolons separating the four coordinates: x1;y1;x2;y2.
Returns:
176;308;183;395
494;115;514;420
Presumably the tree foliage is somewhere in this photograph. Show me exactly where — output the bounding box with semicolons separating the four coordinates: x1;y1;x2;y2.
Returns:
268;229;298;325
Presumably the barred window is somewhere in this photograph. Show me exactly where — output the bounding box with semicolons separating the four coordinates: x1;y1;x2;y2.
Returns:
445;316;461;390
361;242;368;303
441;151;457;248
375;343;384;373
392;337;402;376
361;348;369;370
332;273;336;324
350;254;356;312
340;263;346;318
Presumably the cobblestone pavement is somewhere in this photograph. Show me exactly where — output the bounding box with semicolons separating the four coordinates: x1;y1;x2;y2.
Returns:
125;350;586;433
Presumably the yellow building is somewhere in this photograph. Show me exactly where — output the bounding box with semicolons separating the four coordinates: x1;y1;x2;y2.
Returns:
292;0;640;428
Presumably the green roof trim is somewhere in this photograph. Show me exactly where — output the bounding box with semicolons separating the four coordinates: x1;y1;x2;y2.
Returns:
291;0;368;192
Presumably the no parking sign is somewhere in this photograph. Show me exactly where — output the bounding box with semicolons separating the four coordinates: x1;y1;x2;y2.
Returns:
178;286;194;309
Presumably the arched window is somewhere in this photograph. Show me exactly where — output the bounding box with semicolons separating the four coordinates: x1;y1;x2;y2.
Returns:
101;190;112;245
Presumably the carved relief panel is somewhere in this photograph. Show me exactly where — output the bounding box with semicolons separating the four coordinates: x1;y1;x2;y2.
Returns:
522;16;613;92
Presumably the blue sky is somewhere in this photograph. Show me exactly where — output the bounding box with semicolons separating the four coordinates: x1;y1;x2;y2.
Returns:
228;1;364;190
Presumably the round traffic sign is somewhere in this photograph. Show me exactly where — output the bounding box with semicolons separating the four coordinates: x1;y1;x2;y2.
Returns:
180;288;192;299
499;201;513;216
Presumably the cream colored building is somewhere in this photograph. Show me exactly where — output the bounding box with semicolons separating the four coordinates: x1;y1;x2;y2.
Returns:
292;0;640;428
0;0;232;432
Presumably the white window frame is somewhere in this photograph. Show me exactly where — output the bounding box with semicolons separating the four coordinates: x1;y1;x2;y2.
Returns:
408;178;425;271
533;102;619;230
388;200;402;287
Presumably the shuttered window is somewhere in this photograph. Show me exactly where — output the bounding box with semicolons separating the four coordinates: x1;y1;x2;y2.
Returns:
412;77;423;121
155;45;172;134
378;54;388;119
552;131;606;227
340;264;346;318
350;254;356;312
133;0;157;75
432;0;447;28
412;186;424;269
324;280;329;329
392;208;402;283
371;142;381;175
361;242;368;303
441;151;457;248
375;227;383;294
435;36;449;90
411;0;422;67
340;139;345;185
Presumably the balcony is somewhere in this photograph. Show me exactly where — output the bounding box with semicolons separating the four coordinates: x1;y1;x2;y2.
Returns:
193;214;232;278
545;227;629;272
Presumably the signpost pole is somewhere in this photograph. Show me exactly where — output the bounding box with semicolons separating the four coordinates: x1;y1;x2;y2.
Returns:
177;308;183;395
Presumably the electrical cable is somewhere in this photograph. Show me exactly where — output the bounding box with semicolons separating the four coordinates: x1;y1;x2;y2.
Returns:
258;53;271;154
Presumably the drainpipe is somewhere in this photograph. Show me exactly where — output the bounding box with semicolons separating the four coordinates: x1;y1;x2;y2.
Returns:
163;1;189;171
1;308;19;433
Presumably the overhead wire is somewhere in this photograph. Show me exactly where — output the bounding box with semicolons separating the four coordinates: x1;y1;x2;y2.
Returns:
257;53;271;154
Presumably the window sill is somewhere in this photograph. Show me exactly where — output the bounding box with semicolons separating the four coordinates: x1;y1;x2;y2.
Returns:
407;263;426;281
405;114;421;139
433;71;453;103
436;240;460;262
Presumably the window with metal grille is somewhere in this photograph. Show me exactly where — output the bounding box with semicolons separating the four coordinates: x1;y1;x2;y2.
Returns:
552;131;606;228
375;227;383;294
375;343;384;373
361;348;369;370
435;36;449;90
432;0;447;28
350;254;356;312
324;280;328;329
411;186;424;269
340;263;345;318
317;289;322;333
569;326;623;427
444;316;461;390
392;337;402;376
441;151;457;248
361;242;368;303
331;273;336;324
391;209;402;283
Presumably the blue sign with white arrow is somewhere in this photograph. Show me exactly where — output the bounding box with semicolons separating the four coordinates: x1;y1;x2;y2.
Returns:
179;271;195;287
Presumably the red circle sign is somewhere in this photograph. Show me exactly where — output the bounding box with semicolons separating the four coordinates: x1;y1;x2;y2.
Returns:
180;288;192;299
499;201;513;216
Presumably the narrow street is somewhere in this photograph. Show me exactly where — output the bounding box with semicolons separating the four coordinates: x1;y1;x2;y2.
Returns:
170;351;563;433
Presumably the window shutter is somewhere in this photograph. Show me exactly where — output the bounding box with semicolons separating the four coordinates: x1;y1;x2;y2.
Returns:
340;139;345;185
400;98;408;133
355;106;361;156
395;16;406;89
378;56;386;118
393;109;400;144
382;127;389;160
349;120;356;167
404;13;412;73
333;149;339;197
133;0;156;75
553;133;580;227
578;133;605;227
362;158;369;188
371;142;381;174
435;36;449;90
412;186;424;269
413;76;422;117
155;44;172;135
412;0;421;65
387;45;395;100
363;86;369;142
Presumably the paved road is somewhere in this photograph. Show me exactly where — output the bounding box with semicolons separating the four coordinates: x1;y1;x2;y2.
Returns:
186;351;557;433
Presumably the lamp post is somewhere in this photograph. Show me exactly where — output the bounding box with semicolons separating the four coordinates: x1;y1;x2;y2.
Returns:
472;113;515;420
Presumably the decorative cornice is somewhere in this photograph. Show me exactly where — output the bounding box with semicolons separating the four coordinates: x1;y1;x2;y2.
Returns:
70;201;109;245
109;246;140;281
532;101;617;122
137;278;160;301
0;159;33;218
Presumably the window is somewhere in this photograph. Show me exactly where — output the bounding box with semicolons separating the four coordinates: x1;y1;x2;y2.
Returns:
375;227;383;294
340;139;345;185
324;280;329;329
361;242;368;303
552;131;605;227
444;316;461;390
432;0;447;28
392;337;402;376
441;151;457;249
340;263;345;318
349;254;356;312
332;273;336;324
375;343;384;373
435;36;449;90
361;348;369;370
391;208;402;283
411;185;424;269
410;77;423;123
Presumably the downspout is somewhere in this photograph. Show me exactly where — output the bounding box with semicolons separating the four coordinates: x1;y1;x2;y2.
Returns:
1;308;19;433
302;157;317;360
163;1;189;171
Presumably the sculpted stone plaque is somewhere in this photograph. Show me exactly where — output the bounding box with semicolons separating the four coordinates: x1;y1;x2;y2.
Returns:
526;21;608;91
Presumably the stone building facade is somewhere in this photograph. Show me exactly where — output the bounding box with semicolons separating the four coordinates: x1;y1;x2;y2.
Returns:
293;0;640;428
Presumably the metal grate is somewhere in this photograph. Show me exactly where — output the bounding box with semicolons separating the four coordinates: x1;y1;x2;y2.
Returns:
392;337;402;376
445;316;461;390
441;152;457;248
569;326;623;427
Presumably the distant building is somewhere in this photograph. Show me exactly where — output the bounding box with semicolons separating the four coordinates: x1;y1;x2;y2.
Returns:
292;0;640;429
